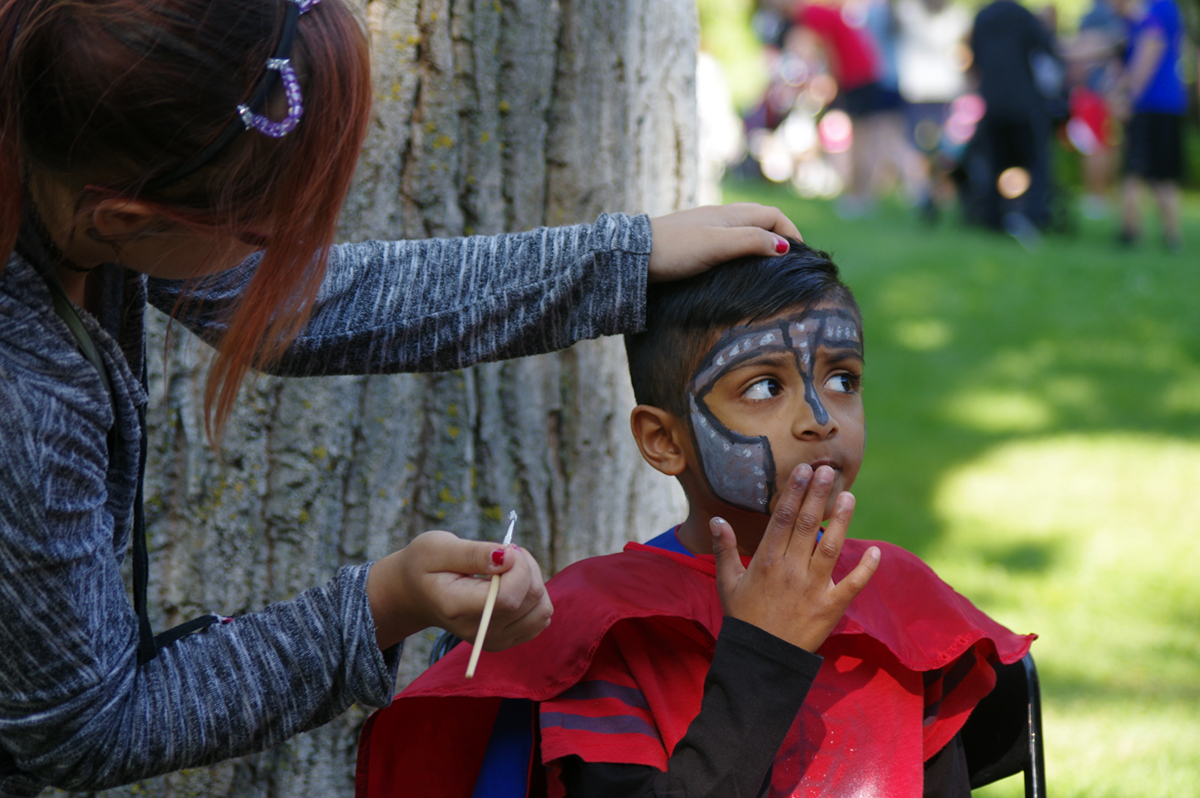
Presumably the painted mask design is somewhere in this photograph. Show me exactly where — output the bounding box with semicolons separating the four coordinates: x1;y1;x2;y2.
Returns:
687;308;861;513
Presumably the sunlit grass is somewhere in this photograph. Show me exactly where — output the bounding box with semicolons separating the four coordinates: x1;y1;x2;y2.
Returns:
723;178;1200;796
929;435;1200;797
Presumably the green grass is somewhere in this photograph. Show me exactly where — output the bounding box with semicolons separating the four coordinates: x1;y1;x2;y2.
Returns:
723;179;1200;797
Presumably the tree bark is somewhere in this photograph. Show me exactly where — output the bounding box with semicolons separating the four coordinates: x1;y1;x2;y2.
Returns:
52;1;697;796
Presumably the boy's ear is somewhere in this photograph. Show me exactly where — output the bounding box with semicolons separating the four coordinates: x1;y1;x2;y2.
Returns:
630;405;690;477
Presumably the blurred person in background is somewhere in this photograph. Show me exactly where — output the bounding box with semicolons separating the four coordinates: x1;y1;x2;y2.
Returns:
1110;0;1187;250
1063;0;1127;219
963;0;1060;234
1034;5;1070;127
764;0;899;217
861;0;924;207
894;0;972;221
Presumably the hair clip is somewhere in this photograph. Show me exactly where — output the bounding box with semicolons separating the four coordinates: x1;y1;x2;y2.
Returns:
143;0;324;190
237;57;303;138
236;0;322;139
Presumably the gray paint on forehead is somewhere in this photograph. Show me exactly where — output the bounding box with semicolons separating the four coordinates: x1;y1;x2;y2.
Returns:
787;309;861;426
690;327;786;389
686;307;862;515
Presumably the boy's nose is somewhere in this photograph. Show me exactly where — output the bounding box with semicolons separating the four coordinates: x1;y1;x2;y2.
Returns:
793;394;837;440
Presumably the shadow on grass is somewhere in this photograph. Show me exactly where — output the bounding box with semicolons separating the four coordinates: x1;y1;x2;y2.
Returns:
1039;667;1200;706
981;540;1062;574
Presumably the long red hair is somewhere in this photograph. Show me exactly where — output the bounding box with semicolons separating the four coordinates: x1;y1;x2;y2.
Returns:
0;0;372;439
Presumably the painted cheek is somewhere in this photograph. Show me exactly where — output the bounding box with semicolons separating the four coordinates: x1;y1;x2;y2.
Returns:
688;394;776;514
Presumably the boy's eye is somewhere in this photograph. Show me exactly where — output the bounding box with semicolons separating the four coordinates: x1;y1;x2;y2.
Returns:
826;373;859;394
744;378;782;401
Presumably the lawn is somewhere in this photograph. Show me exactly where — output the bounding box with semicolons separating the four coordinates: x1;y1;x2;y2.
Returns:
723;179;1200;797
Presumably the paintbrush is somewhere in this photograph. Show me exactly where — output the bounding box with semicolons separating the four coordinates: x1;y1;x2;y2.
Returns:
465;510;517;679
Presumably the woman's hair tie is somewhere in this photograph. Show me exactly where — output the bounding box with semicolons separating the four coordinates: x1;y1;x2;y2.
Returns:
143;0;324;192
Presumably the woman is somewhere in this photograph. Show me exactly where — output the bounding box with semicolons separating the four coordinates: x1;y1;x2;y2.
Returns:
0;0;799;793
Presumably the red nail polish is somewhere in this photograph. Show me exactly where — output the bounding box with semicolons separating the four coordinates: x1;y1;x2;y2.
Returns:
491;549;505;566
774;237;789;254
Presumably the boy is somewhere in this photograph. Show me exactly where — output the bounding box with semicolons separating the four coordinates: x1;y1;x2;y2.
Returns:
356;243;1034;797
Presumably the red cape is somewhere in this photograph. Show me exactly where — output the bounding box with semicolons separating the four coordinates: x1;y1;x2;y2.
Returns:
357;540;1034;798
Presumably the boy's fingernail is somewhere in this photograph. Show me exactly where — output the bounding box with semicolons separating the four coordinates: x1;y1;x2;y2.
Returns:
710;517;726;532
837;492;855;511
774;236;789;254
791;463;813;485
815;466;834;485
491;549;506;566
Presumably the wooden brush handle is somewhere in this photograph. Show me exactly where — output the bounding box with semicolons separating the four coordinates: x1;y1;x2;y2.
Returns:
465;574;502;678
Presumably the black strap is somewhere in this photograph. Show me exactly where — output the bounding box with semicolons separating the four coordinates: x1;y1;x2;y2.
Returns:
44;279;113;399
131;403;158;664
42;276;219;664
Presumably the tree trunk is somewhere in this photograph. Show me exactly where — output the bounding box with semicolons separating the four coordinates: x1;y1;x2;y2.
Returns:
53;1;697;796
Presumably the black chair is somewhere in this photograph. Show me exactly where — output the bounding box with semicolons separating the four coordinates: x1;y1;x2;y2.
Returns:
961;653;1046;797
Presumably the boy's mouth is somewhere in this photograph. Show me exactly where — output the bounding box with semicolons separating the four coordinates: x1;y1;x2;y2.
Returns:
808;458;840;473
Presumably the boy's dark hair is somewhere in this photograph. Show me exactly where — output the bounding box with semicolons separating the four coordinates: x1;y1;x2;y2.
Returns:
625;240;860;418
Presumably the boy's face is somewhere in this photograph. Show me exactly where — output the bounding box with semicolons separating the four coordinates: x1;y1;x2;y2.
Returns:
686;302;865;519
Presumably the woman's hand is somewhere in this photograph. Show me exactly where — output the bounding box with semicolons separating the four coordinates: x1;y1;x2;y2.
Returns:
647;203;803;283
365;530;553;651
710;464;879;653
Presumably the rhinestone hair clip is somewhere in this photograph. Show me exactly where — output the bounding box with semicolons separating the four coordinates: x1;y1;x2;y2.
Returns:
143;0;323;191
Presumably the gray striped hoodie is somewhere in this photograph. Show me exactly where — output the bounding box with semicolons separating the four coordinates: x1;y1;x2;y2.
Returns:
0;213;650;796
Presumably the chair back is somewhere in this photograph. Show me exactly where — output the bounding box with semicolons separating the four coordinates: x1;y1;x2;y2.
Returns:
961;652;1047;797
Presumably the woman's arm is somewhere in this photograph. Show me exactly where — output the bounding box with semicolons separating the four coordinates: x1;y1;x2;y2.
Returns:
147;206;800;378
0;371;396;791
149;214;649;377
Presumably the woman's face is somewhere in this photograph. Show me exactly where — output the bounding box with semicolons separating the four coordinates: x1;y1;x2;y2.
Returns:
98;224;269;281
34;176;269;281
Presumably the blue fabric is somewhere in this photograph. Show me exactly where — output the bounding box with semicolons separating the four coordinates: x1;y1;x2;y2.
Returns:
540;711;661;739
644;526;692;556
1126;0;1187;114
1080;0;1122;34
471;699;534;798
644;525;823;556
558;679;651;709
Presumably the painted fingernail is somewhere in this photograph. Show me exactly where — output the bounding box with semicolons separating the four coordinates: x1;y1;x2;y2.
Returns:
491;549;506;566
791;463;813;485
774;236;789;254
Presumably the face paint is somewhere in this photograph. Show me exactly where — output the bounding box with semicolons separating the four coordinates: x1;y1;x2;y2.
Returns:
687;307;862;514
787;310;862;426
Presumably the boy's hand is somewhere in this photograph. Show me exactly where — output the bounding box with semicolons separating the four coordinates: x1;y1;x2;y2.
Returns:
710;464;880;653
365;530;553;652
648;204;802;282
